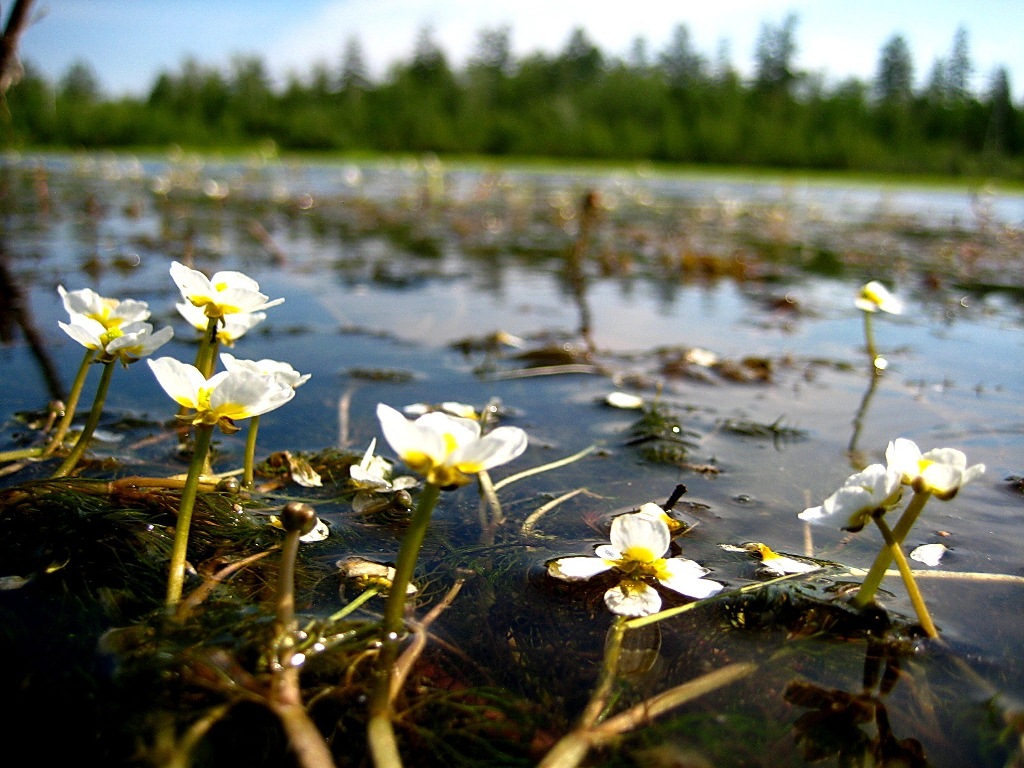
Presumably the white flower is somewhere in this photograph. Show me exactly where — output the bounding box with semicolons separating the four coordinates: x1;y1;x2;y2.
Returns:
177;300;265;344
885;437;985;501
799;463;902;532
170;261;284;319
58;286;150;328
855;280;903;315
376;402;527;487
350;438;400;490
59;315;173;364
147;356;295;433
220;352;310;389
547;512;723;617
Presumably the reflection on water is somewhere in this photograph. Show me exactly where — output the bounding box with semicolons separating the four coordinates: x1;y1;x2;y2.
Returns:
1;152;1023;767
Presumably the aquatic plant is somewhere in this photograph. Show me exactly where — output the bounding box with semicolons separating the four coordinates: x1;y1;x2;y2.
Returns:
170;260;284;377
147;356;296;610
50;299;173;477
856;280;903;372
547;506;724;616
800;438;985;637
176;298;266;346
219;353;310;488
367;401;528;768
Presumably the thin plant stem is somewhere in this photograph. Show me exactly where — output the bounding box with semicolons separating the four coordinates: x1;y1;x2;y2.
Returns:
873;514;939;638
862;309;878;365
266;504;338;768
166;423;215;612
0;445;45;462
243;414;260;488
52;359;115;478
367;481;442;768
194;316;221;378
853;490;931;608
41;348;96;457
493;444;597;491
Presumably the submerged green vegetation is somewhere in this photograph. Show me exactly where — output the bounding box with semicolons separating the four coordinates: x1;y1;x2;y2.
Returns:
4;17;1024;178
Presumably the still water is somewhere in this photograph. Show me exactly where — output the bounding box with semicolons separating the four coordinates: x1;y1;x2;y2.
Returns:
1;152;1023;767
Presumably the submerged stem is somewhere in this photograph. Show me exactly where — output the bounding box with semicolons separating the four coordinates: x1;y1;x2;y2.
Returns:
853;490;931;608
52;359;115;478
42;348;96;457
165;423;215;612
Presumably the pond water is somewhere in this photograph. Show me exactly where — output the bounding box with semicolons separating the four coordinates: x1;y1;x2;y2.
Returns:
1;151;1023;767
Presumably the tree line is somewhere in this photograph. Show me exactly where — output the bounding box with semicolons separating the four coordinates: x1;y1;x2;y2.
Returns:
4;16;1023;177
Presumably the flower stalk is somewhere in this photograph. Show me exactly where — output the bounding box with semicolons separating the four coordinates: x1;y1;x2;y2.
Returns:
166;422;214;611
51;359;116;478
41;348;97;457
852;489;931;608
243;415;260;488
872;513;938;638
368;481;441;768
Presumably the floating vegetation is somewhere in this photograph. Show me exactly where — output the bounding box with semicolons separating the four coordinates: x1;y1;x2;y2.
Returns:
720;416;809;445
623;403;701;465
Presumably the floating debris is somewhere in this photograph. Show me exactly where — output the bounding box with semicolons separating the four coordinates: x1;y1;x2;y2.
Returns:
909;543;947;567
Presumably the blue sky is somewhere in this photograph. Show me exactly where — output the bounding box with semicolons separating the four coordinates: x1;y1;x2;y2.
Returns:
15;0;1024;97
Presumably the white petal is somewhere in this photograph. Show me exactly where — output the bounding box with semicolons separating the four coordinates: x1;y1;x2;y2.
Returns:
147;357;205;408
609;512;670;559
210;371;294;419
604;581;662;616
886;438;923;483
909;543;947;567
548;557;613;582
59;318;103;349
377;403;445;464
453;425;528;472
658;558;724;599
605;391;644;409
798;504;827;522
170;261;212;297
208;269;262;293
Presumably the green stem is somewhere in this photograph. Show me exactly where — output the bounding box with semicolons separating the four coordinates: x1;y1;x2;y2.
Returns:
194;316;221;378
243;415;260;488
852;490;931;608
52;359;115;478
368;481;442;768
165;423;215;612
0;446;44;462
42;349;97;458
872;514;939;638
862;310;878;365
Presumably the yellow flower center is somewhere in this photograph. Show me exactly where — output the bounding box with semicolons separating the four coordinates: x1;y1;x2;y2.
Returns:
100;327;124;348
615;547;670;581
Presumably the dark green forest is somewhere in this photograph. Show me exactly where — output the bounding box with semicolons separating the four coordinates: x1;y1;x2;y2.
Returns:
4;17;1023;177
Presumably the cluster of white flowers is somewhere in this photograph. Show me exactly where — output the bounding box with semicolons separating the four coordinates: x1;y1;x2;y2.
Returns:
58;286;173;365
146;263;302;434
800;437;985;530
